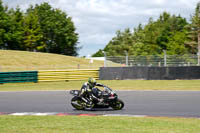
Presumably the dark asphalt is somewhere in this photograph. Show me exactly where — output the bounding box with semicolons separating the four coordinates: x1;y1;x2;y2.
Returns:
0;91;200;117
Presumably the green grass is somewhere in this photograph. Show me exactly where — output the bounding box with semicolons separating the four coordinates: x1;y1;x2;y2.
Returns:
0;50;105;71
1;80;200;91
0;115;200;133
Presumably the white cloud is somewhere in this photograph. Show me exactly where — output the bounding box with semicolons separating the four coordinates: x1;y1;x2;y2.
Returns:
153;0;166;5
2;0;200;56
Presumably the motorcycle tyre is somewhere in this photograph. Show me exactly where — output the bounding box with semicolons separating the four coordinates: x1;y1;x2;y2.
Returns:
111;99;124;110
71;96;85;110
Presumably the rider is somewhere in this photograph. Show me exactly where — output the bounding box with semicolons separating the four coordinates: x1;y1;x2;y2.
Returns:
79;77;105;105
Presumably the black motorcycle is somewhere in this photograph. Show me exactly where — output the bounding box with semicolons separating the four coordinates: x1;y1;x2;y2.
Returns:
70;86;124;110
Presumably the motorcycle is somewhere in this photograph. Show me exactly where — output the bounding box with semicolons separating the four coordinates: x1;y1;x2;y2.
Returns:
70;86;124;110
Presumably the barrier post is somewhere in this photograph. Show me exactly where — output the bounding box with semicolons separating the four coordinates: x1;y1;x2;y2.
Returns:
164;50;167;67
198;53;200;66
125;51;128;66
103;51;107;67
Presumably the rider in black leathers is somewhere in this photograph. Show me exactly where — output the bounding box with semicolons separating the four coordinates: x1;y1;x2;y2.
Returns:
79;77;105;106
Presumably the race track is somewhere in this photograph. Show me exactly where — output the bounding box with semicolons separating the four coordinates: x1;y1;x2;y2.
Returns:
0;91;200;117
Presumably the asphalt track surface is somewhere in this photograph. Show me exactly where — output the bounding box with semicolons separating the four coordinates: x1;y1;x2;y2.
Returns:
0;91;200;117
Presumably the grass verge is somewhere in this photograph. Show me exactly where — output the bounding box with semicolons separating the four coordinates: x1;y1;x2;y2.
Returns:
0;115;200;133
0;50;105;71
0;80;200;91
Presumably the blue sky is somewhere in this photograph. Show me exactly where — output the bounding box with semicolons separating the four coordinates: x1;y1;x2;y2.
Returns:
3;0;200;57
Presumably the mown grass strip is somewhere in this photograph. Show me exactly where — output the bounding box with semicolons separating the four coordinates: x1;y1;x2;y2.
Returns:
0;80;200;91
0;115;200;133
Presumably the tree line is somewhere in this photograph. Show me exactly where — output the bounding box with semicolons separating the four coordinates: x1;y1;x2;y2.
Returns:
0;0;79;56
93;3;200;57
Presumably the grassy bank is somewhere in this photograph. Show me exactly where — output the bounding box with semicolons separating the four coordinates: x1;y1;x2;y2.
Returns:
0;115;199;133
1;80;200;91
0;50;105;71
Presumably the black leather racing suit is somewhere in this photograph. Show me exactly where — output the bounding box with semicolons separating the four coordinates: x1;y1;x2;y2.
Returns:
80;82;104;104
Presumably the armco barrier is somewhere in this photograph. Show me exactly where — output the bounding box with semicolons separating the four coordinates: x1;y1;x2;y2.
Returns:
38;69;99;82
0;71;38;83
99;66;200;80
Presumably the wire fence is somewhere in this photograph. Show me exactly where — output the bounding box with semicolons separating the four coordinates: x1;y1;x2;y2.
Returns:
1;54;200;72
105;54;200;67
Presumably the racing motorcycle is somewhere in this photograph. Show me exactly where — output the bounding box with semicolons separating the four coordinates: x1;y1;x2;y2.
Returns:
70;86;124;110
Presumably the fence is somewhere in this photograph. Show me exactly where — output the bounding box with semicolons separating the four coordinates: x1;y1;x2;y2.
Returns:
0;71;38;83
38;69;99;82
105;54;200;67
99;66;200;80
0;69;99;83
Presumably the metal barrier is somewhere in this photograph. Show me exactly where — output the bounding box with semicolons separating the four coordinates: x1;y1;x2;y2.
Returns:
99;66;200;80
105;54;199;67
0;71;38;83
38;69;99;82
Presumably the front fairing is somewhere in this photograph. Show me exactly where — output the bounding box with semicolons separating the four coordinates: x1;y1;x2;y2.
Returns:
103;86;118;100
104;86;116;94
70;90;80;96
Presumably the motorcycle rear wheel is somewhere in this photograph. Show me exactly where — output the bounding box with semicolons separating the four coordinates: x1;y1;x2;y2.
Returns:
111;99;124;110
71;97;85;110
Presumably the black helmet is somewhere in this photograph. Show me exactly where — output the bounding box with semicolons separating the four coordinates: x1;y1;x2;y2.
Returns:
88;77;96;87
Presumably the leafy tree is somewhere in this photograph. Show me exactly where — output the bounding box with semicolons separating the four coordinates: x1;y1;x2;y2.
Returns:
5;7;25;50
185;2;200;54
167;31;189;55
93;11;190;57
24;6;44;51
0;2;25;50
0;1;79;56
32;3;79;55
0;0;9;48
92;49;104;57
102;29;133;56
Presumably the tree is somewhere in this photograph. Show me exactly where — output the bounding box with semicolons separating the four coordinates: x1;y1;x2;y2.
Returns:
0;1;79;56
0;1;25;50
185;2;200;54
4;7;25;50
24;6;44;51
32;3;79;55
0;0;9;48
92;11;190;57
92;49;104;57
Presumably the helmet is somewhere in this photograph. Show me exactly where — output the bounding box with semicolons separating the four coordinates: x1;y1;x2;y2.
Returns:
88;77;96;88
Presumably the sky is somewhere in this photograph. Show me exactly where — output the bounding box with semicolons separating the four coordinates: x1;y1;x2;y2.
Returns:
3;0;200;57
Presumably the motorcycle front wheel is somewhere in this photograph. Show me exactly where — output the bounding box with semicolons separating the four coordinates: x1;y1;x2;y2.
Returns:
111;99;124;110
71;96;85;110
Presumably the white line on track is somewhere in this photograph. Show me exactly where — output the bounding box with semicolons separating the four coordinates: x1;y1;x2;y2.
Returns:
4;112;147;117
9;112;58;116
103;114;147;117
1;112;200;118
